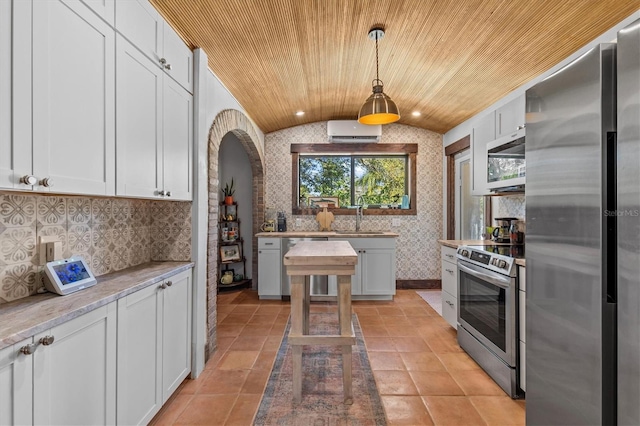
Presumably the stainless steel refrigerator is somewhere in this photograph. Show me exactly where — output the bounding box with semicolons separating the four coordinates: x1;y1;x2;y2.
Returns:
526;19;640;425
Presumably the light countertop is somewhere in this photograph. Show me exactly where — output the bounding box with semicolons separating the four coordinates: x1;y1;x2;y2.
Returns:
256;231;399;238
0;261;194;350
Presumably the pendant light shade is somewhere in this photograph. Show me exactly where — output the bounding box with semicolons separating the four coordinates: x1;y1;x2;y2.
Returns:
358;27;400;125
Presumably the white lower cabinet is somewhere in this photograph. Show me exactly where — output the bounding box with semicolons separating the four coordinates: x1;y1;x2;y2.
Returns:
258;238;282;298
334;238;396;298
440;246;458;329
0;339;33;426
33;303;117;425
117;269;192;425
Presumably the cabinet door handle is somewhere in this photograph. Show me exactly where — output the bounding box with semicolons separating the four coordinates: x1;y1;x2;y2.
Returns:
445;268;454;274
157;190;165;196
20;175;38;185
165;191;171;197
20;343;37;355
166;280;173;287
446;254;454;259
40;335;54;346
446;300;454;307
39;177;54;187
258;250;262;254
159;58;172;70
265;243;273;245
159;283;167;289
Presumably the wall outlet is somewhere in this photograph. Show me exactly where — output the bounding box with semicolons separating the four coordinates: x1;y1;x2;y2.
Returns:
295;218;302;227
392;218;402;227
39;236;61;265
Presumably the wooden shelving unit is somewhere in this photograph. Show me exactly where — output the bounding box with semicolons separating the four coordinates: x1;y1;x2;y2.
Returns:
218;202;252;292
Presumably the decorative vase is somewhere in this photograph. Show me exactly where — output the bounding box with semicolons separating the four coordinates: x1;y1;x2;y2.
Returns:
224;196;233;205
220;271;233;285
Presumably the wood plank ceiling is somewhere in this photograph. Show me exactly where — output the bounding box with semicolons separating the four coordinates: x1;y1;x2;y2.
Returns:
151;0;640;134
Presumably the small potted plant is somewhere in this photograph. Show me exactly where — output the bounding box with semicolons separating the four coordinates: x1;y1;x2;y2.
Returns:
222;178;235;205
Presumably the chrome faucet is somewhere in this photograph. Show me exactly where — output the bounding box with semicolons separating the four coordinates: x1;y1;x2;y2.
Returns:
355;196;364;231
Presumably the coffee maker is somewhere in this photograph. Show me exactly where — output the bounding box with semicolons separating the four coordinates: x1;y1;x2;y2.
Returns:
492;217;518;243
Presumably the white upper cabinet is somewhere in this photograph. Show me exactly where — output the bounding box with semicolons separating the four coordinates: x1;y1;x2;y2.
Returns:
115;0;193;93
31;0;115;196
0;0;15;189
471;111;495;196
3;0;116;195
81;0;115;25
495;94;526;138
116;36;163;199
162;78;193;201
116;35;192;201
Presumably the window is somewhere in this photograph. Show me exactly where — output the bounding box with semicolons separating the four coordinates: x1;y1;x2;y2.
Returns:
291;143;417;216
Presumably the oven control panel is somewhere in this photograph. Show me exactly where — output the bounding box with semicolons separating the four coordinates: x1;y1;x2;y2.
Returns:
457;246;516;277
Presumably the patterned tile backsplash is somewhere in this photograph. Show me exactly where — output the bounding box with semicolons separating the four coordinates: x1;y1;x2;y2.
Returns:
0;193;192;304
493;194;526;221
265;122;443;280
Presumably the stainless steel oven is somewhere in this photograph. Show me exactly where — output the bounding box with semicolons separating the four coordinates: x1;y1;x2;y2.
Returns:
456;245;523;398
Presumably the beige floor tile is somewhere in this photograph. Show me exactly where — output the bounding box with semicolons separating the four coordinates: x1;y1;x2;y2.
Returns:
179;369;211;395
246;314;277;326
238;324;272;337
254;305;284;315
220;313;253;325
423;396;487;425
263;335;283;351
386;324;421;337
252;351;277;370
377;306;405;316
381;395;434;425
470;396;526;425
230;305;259;315
401;306;431;317
216;323;246;337
374;370;419;395
360;324;390;337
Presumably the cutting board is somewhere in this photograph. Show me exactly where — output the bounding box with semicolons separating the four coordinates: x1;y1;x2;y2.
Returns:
316;207;334;231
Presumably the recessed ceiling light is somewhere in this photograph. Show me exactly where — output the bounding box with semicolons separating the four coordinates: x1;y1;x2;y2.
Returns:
412;111;421;117
295;111;305;116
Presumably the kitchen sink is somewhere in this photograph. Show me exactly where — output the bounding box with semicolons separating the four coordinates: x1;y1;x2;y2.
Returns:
334;230;386;235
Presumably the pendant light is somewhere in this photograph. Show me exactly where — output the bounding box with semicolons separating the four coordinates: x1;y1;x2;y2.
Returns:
358;27;400;125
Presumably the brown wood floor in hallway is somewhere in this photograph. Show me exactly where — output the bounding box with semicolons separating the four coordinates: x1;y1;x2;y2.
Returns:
150;289;525;425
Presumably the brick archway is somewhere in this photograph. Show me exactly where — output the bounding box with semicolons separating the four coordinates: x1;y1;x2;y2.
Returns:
206;109;264;357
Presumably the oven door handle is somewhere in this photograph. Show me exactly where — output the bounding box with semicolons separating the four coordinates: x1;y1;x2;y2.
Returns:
457;262;511;289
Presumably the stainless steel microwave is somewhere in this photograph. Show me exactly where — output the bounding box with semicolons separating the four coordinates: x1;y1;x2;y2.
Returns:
486;128;525;191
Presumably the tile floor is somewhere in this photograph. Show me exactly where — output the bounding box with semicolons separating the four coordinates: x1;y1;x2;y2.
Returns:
151;289;525;425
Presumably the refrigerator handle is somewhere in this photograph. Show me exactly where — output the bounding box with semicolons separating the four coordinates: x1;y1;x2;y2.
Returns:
605;131;617;303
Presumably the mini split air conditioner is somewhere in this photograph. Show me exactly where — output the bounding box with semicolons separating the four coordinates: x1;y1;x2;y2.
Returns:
327;120;382;143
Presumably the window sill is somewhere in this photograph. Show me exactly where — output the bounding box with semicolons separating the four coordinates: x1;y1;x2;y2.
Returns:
292;207;416;216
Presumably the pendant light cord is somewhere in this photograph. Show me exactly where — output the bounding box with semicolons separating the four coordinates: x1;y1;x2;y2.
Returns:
375;32;380;84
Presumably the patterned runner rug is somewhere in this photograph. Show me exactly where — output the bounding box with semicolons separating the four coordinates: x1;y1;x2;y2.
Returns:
254;313;387;425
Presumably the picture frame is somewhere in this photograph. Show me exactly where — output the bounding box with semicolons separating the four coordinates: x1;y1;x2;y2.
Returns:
308;196;340;208
220;244;241;262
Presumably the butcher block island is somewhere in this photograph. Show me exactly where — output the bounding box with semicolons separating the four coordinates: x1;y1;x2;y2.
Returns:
283;241;358;403
256;231;397;300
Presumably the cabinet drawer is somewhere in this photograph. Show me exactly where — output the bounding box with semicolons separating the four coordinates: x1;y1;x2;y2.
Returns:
442;291;457;329
519;290;525;343
258;238;281;249
520;340;526;392
441;246;457;263
441;259;457;296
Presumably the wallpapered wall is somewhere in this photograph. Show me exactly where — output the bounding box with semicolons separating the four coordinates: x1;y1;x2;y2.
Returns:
0;193;192;304
265;122;443;280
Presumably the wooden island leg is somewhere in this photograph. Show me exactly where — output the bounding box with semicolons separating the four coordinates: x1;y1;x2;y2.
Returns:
338;274;353;404
290;275;305;403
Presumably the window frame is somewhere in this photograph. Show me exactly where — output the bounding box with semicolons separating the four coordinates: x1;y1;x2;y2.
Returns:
291;143;417;216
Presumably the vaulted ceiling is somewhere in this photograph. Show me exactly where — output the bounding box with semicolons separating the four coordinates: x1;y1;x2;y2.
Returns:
151;0;639;134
